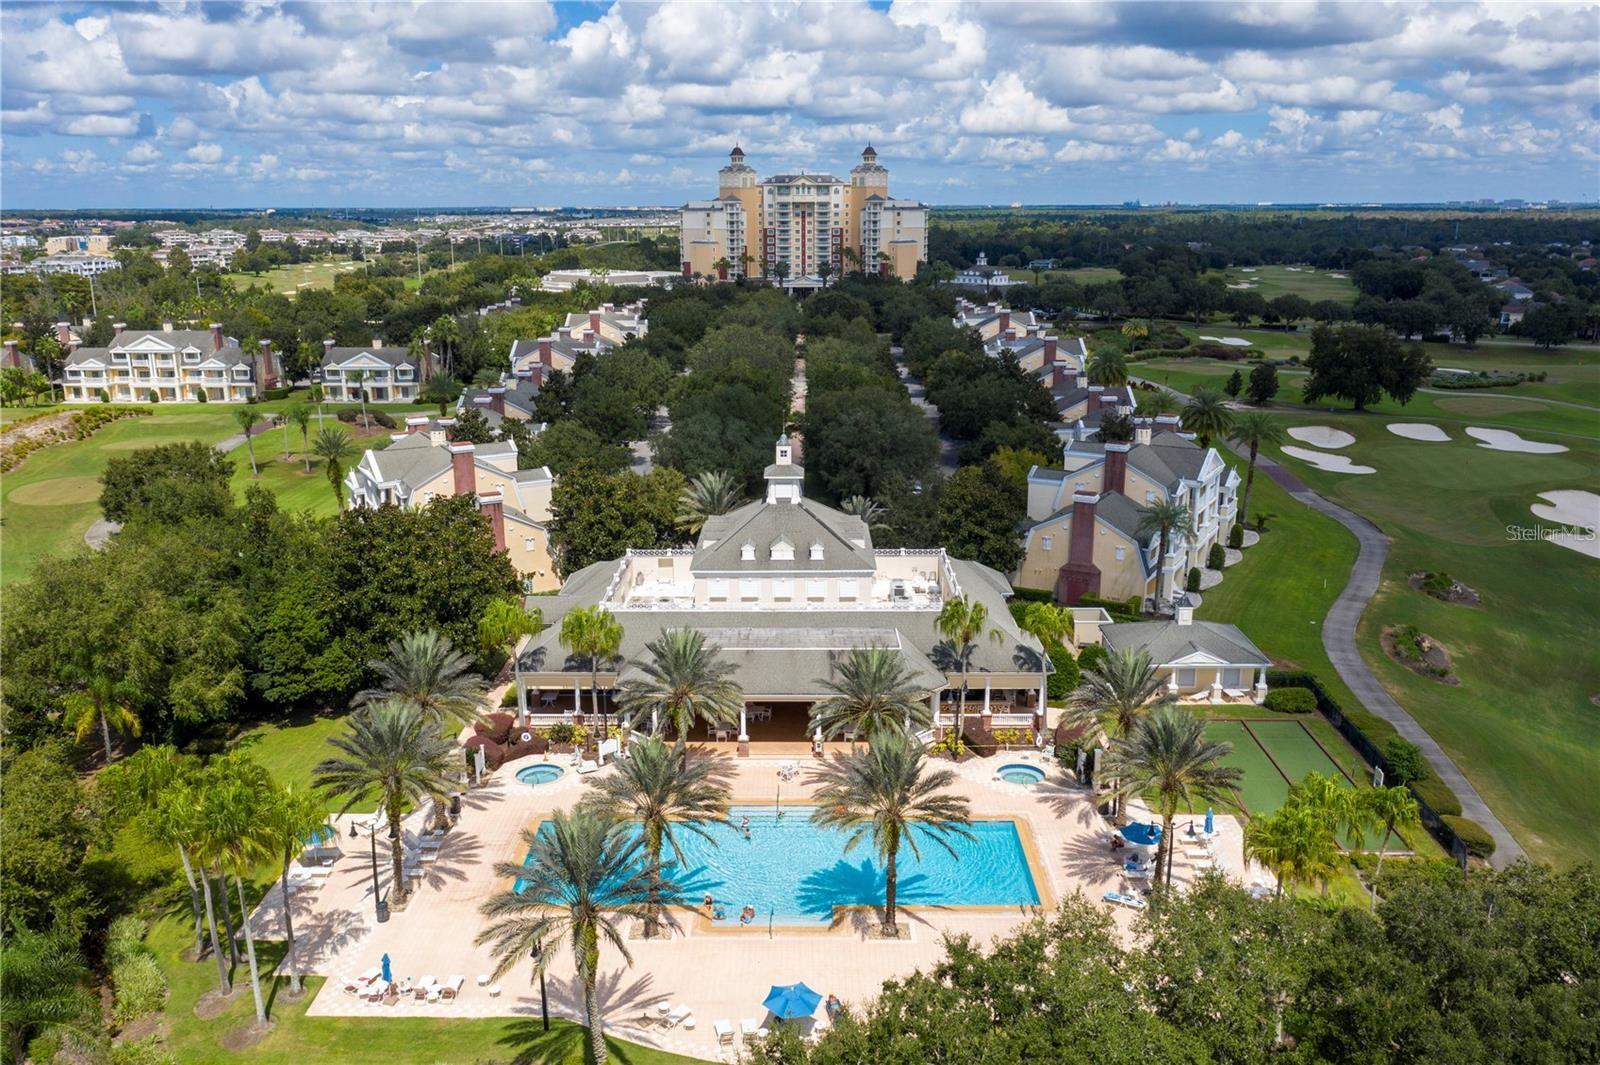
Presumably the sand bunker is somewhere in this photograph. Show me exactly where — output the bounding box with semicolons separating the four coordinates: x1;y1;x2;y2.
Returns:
1464;427;1568;454
1198;336;1253;346
1287;425;1355;449
1530;491;1600;560
1387;423;1451;442
1280;446;1376;474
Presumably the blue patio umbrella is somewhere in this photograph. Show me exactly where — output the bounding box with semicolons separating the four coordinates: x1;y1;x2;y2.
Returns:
1118;822;1163;847
763;982;822;1021
380;953;392;983
1205;808;1215;835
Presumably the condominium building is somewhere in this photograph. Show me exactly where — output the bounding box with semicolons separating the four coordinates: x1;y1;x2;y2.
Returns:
62;322;276;403
506;301;648;383
318;339;428;403
45;234;113;255
680;146;927;284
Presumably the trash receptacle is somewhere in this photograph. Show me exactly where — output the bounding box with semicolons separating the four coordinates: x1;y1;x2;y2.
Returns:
449;792;462;818
376;898;390;923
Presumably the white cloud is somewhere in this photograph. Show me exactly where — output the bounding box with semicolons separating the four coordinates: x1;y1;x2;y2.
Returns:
960;73;1074;134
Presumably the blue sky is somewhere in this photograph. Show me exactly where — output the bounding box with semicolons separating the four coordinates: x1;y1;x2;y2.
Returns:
3;1;1597;209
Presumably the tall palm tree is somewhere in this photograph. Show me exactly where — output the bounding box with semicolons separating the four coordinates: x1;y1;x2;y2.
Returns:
1290;772;1369;852
1179;386;1234;450
233;406;262;477
355;628;486;729
477;810;667;1065
1363;785;1421;910
675;470;744;534
810;647;933;743
1019;601;1073;650
1100;705;1240;884
307;382;325;430
1244;802;1341;898
808;735;973;935
203;755;274;1027
616;628;741;762
478;597;544;666
936;596;1003;747
1227;411;1285;530
160;780;233;990
1087;348;1129;387
314;700;458;906
1120;320;1149;353
287;402;313;472
560;606;624;738
347;368;369;427
105;746;205;955
313;426;355;508
580;735;732;938
1136;498;1198;606
1065;647;1173;741
257;785;329;993
61;669;140;764
839;495;889;533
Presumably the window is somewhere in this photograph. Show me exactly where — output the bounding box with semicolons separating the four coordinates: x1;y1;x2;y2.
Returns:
809;543;824;561
1074;481;1085;491
1223;668;1242;688
183;352;199;363
1114;546;1126;561
770;540;794;561
1041;534;1053;552
740;543;755;561
523;537;535;551
838;578;857;600
1146;491;1156;503
772;578;793;600
709;578;728;601
1177;668;1197;688
739;578;759;600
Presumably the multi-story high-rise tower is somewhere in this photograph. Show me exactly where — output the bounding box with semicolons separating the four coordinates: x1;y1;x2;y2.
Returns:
680;146;927;283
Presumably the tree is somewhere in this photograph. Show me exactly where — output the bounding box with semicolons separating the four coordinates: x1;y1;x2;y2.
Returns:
1228;411;1286;530
560;605;624;735
258;786;330;993
515;418;631;475
807;734;972;935
1120;320;1148;352
314;700;458;906
201;753;275;1027
1096;409;1135;443
1178;386;1233;449
476;809;667;1065
1101;705;1239;883
839;494;889;532
347;367;370;426
549;465;684;577
1224;368;1243;399
936;460;1026;573
234;406;262;477
422;376;461;416
1246;361;1279;406
478;597;544;666
1086;348;1129;387
102;746;207;956
354;628;486;729
809;647;933;744
287;402;313;472
803;388;938;500
313;427;356;508
307;382;326;430
616;627;741;761
1363;785;1420;909
99;440;234;525
580;734;732;938
448;407;496;444
0;926;96;1065
60;667;140;764
936;595;1005;745
1064;647;1173;758
1302;323;1433;410
1243;801;1341;897
1519;304;1575;349
1137;498;1197;605
0;743;95;939
1018;601;1073;651
675;469;744;534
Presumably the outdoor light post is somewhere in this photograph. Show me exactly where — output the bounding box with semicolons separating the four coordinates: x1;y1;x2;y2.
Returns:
531;942;549;1031
351;819;389;923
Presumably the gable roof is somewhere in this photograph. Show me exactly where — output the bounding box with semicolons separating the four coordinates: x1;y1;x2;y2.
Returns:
1101;619;1270;667
321;346;416;370
696;498;873;574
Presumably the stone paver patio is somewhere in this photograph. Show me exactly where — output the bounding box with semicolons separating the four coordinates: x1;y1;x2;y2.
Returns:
251;750;1260;1061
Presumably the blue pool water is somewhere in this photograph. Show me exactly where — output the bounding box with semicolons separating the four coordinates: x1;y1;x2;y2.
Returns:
515;764;565;786
997;763;1046;786
519;805;1039;924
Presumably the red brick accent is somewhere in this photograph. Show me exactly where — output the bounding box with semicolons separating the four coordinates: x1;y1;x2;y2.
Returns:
450;443;475;495
1104;443;1130;495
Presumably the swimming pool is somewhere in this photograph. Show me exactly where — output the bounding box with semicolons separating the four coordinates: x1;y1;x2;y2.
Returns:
515;764;565;786
519;805;1040;924
996;763;1045;786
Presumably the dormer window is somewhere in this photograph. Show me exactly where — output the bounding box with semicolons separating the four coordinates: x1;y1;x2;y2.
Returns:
808;543;824;561
770;540;794;562
183;352;199;363
740;543;755;562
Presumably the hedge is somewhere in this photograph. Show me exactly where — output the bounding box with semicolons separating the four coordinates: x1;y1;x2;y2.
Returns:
1010;586;1055;604
1228;523;1244;549
0;406;151;473
1078;644;1107;673
1046;643;1079;699
1442;815;1496;858
1207;543;1226;570
260;386;293;401
1411;775;1462;817
1262;687;1315;713
1185;567;1201;592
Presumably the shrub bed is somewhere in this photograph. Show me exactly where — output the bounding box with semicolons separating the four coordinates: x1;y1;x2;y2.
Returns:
0;406;151;472
1411;775;1462;817
1262;687;1315;713
1046;643;1079;699
1077;644;1107;674
1441;815;1497;858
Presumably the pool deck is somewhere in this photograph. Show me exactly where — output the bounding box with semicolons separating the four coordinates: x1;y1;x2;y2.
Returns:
253;751;1262;1061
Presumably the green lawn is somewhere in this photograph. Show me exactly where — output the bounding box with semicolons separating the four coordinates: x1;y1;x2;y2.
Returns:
1043;266;1123;284
223;259;365;295
1201;265;1358;303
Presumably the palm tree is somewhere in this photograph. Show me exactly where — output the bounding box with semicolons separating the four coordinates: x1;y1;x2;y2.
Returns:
287;402;313;472
429;315;460;375
354;628;486;729
1087;348;1129;387
808;735;973;935
478;597;544;668
307;382;325;430
1227;411;1285;530
347;368;369;427
61;669;140;764
1290;772;1369;852
203;755;274;1027
580;735;732;938
936;596;1003;747
1179;386;1234;449
616;628;741;762
676;470;744;533
1120;320;1149;353
1136;498;1198;606
1100;705;1240;884
1363;785;1421;910
839;495;889;532
257;786;329;993
1244;802;1341;898
233;406;262;477
1018;601;1073;651
560;606;624;738
1140;389;1181;417
314;700;459;906
1065;647;1173;741
809;647;933;744
313;427;355;508
105;746;205;955
160;780;233;990
477;809;668;1065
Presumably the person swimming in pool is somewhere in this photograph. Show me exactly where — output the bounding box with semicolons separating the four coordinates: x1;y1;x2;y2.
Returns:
739;905;756;925
712;904;727;922
740;815;751;840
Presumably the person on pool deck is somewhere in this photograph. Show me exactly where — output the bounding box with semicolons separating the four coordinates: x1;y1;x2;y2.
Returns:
825;994;842;1022
739;905;756;925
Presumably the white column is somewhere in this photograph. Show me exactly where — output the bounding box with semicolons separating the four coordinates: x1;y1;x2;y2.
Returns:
516;677;528;724
981;676;992;715
573;677;581;720
738;705;748;742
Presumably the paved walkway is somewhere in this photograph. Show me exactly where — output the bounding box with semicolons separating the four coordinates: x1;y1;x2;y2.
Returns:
84;518;121;548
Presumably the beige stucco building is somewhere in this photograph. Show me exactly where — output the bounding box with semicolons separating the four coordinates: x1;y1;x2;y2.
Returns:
62;322;276;403
681;146;927;284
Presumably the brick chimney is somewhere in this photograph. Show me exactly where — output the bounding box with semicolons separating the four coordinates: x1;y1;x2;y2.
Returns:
477;493;507;553
55;321;73;349
113;322;125;337
472;394;492;411
1044;336;1057;361
997;309;1010;335
258;339;277;387
420;338;432;384
538;338;551;366
681;260;692;278
405;415;429;435
210;323;224;352
323;338;335;357
1055;492;1102;605
450;443;476;495
161;320;174;333
1098;392;1120;408
1104;442;1130;495
488;386;506;417
2;340;19;368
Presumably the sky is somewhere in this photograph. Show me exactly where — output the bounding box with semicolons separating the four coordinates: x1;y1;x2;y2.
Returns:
2;1;1597;210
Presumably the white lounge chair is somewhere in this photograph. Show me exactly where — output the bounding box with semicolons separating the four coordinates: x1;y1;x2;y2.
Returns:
577;758;600;775
413;976;437;1001
1103;890;1147;910
1224;688;1250;701
741;1018;768;1040
663;1005;692;1028
362;979;389;1002
713;1020;736;1046
440;975;465;1000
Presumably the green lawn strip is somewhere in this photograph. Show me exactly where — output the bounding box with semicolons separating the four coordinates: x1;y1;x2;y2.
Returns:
221;259;366;294
1200;265;1359;303
231;713;354;793
1202;721;1287;816
1247;720;1388;850
1043;266;1122;284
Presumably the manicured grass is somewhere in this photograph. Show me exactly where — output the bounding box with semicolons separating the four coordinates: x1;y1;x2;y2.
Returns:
1043;266;1123;284
1205;721;1287;815
231;417;396;519
230;713;355;794
222;259;364;295
1201;264;1359;303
